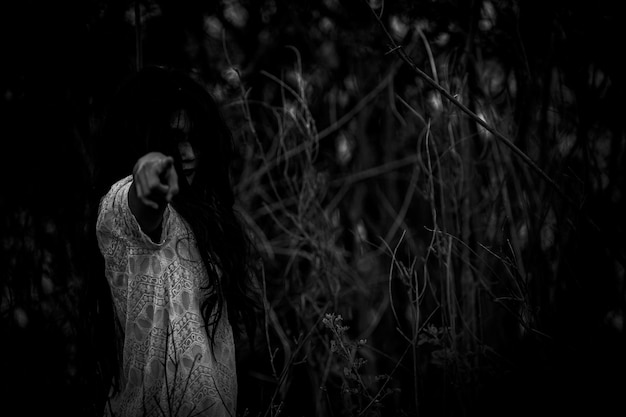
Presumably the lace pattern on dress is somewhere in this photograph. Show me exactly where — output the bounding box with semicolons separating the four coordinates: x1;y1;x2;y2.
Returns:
96;175;237;417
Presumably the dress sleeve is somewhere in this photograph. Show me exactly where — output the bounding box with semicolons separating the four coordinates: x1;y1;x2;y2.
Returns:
96;175;171;250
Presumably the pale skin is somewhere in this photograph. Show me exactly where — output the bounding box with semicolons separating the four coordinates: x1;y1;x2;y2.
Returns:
128;109;198;240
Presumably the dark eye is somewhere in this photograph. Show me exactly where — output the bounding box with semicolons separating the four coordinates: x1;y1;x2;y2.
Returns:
168;129;187;143
187;131;203;148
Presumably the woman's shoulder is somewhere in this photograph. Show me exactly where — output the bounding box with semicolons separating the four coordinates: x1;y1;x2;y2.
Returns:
96;175;141;242
98;175;132;210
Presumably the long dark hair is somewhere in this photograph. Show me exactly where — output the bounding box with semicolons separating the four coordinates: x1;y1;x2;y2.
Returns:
88;65;259;401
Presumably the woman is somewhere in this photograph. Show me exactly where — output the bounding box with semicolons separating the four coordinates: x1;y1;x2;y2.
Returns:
91;65;258;417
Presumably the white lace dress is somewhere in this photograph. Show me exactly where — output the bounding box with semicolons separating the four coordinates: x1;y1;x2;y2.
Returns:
96;175;237;417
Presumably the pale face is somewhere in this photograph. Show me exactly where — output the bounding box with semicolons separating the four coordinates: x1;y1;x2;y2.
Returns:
168;109;198;185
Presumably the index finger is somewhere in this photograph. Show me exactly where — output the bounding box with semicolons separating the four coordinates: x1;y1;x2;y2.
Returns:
157;156;174;176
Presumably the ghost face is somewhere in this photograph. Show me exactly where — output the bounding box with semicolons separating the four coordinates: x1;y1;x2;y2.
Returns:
168;109;198;185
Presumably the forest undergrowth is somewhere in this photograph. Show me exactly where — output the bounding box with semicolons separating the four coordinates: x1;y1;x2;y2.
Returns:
224;37;554;417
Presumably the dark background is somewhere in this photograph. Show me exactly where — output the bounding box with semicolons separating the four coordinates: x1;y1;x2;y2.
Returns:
1;1;625;416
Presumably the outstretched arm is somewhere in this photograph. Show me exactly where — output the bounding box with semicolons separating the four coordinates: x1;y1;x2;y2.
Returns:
128;152;179;240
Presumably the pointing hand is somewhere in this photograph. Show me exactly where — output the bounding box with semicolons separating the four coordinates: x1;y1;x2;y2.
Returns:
132;152;180;210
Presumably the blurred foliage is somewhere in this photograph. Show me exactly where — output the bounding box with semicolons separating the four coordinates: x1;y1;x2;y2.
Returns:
1;0;626;416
